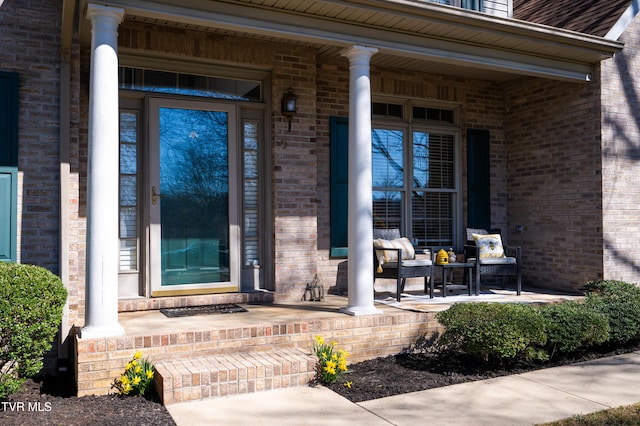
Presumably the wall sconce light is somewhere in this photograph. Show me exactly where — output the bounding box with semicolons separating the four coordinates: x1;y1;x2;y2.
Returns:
281;87;297;131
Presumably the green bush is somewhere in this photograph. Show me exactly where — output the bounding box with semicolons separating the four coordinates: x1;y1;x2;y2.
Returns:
582;280;640;345
538;301;610;357
436;302;548;362
0;263;67;398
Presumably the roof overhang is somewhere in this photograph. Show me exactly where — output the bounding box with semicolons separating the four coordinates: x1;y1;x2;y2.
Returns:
77;0;624;82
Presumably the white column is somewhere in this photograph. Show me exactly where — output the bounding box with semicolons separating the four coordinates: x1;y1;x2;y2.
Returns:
82;3;125;338
340;46;382;316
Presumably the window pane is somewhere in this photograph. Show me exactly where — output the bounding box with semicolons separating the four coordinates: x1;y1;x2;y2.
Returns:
120;144;137;174
413;132;455;189
412;191;453;247
119;175;137;206
119;207;137;239
119;111;139;273
373;190;403;230
372;129;403;188
243;120;261;266
119;67;262;102
119;239;138;271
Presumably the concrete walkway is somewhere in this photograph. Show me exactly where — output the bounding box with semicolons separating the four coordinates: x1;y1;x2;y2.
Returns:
166;350;640;426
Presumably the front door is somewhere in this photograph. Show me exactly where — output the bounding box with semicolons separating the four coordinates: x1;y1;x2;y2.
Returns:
148;98;239;296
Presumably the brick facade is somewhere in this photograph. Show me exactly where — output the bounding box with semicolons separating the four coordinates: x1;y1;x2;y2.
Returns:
504;77;604;291
601;14;640;283
0;0;61;272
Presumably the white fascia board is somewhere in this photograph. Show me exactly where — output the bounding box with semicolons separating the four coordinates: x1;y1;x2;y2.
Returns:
605;0;640;40
105;0;599;81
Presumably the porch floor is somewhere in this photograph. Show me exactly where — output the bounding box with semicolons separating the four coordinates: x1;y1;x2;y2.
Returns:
118;285;581;335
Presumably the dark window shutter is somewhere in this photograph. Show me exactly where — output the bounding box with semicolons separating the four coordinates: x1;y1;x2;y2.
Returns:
467;129;490;230
0;72;19;167
330;116;349;257
0;167;17;262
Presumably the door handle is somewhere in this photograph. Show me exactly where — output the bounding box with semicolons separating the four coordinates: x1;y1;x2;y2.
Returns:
152;186;162;206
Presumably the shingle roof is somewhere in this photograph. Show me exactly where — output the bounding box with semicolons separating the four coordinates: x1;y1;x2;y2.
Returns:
513;0;631;37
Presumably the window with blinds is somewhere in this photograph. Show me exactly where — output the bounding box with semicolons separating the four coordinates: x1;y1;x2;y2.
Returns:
119;111;139;272
425;0;483;11
371;102;459;248
243;120;261;266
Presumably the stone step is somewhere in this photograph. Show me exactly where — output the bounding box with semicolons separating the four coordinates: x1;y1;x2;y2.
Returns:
155;348;317;404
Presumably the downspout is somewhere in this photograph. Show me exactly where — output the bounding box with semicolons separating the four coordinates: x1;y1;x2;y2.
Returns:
58;0;76;369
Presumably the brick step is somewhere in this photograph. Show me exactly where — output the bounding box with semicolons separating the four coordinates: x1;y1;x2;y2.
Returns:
155;348;317;404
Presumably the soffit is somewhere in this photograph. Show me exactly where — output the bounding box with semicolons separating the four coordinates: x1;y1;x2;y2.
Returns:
80;0;624;82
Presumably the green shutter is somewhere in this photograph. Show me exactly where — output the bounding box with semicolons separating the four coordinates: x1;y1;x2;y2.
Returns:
467;129;491;230
330;116;349;257
0;72;19;167
0;167;17;262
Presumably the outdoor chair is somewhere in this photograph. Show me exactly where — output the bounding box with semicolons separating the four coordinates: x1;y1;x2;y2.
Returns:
464;228;521;295
373;229;435;301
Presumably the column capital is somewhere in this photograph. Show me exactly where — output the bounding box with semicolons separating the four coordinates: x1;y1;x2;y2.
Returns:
86;3;125;25
341;45;379;62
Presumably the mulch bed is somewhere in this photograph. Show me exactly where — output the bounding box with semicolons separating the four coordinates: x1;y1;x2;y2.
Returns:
0;372;176;426
326;340;640;403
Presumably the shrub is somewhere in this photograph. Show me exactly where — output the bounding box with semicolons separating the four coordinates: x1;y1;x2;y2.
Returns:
436;302;548;362
582;280;640;345
0;263;67;398
538;301;610;357
111;351;156;396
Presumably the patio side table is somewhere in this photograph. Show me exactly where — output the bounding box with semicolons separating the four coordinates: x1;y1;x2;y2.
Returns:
435;262;475;297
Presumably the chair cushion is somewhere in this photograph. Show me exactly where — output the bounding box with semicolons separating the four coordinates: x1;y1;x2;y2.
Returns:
373;229;402;240
466;227;489;241
478;256;516;265
373;237;415;268
473;233;506;259
380;258;433;269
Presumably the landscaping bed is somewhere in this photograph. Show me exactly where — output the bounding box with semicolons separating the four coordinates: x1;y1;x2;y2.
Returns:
326;341;640;403
1;341;638;425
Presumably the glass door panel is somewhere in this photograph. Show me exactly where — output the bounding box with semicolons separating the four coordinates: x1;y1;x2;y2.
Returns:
149;98;238;295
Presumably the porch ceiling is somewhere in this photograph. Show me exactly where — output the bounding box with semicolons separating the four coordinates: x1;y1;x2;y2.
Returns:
79;0;624;82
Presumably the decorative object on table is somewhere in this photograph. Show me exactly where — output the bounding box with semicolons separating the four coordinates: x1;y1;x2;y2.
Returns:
448;248;457;263
436;249;449;265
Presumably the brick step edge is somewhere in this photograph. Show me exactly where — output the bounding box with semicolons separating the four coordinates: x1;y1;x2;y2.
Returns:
155;348;317;404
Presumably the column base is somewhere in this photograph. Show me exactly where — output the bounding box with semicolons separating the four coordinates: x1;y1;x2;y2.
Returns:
340;305;383;316
81;323;125;339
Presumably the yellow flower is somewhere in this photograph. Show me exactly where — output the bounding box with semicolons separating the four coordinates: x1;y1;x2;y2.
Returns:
132;376;142;386
344;381;353;388
126;361;134;371
331;353;339;360
331;340;338;346
123;383;133;394
120;375;130;385
146;369;154;379
314;335;324;345
324;365;336;375
135;365;142;374
133;351;142;360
